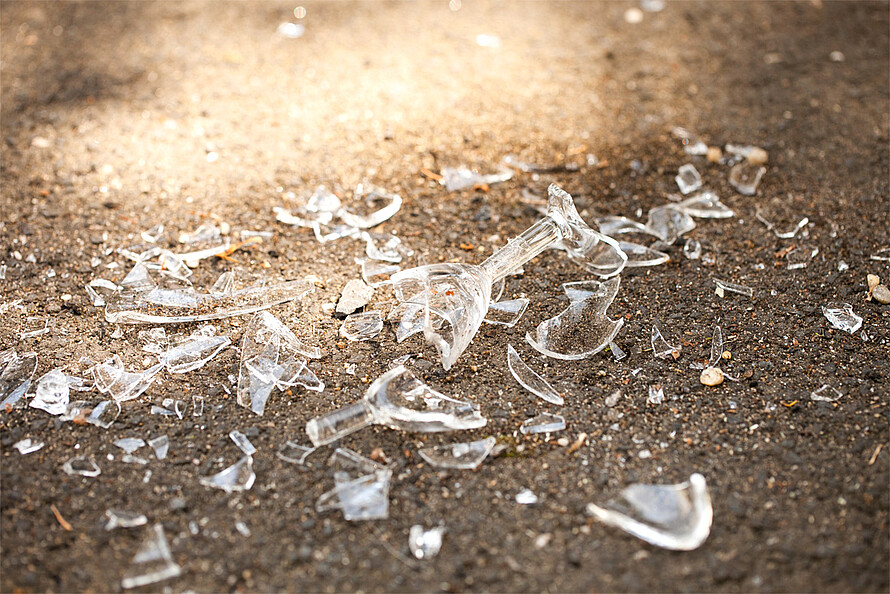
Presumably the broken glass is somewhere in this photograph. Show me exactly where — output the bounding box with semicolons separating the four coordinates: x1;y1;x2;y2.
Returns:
609;341;627;361
502;154;578;173
756;210;809;239
105;509;148;531
646;205;697;245
0;350;38;408
31;368;70;415
811;384;842;402
277;441;315;465
114;438;147;454
340;311;384;341
121;524;182;589
178;223;220;245
306;365;486;446
675;164;702;195
618;241;670;268
316;448;392;521
159;331;231;373
507;345;563;405
361;259;401;287
516;488;539;505
651;323;681;359
712;277;754;298
418;436;497;470
229;430;257;456
729;162;766;195
526;277;623;360
363;232;404;263
586;473;713;551
199;456;255;492
786;245;819;270
520;412;566;435
141;224;164;244
391;184;626;369
157;250;192;282
92;356;163;402
647;384;665;404
13;438;44;454
871;247;890;262
339;185;403;229
138;327;168;354
671;127;709;156
86;400;121;428
683;238;702;260
484;298;529;327
674;191;734;219
306;186;342;215
439;166;513;191
822;302;862;333
409;525;445;560
61;455;101;477
596;215;661;238
148;435;169;459
192;395;204;416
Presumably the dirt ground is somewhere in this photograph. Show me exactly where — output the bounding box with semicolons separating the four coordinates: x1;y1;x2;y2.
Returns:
1;1;888;592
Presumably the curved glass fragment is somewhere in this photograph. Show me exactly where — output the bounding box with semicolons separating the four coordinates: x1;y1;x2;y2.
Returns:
199;456;256;492
675;191;734;219
340;311;384;342
646;205;697;245
651;323;681;360
0;350;38;408
418;437;497;470
484;298;530;327
618;241;670;268
520;412;566;435
339;185;403;229
507;345;563;405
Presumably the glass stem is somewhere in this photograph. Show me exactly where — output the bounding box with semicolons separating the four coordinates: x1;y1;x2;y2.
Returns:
480;217;562;284
306;401;376;446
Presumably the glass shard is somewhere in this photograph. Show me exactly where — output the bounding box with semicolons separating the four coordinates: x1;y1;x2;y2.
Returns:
199;456;256;492
609;341;627;361
526;277;623;360
507;345;563;405
340;311;384;341
192;395;204;416
148;435;169;460
139;327;168;354
316;448;392;521
337;279;374;315
93;357;163;402
516;488;539;504
114;438;146;454
586;473;713;551
31;368;70;415
520;412;566;435
822;302;862;333
306;365;486;446
651;323;681;359
361;259;401;287
105;509;148;531
683;238;702;260
0;350;38;408
786;245;819;270
13;438;44;454
596;215;661;238
811;384;842;402
306;185;341;214
160;332;230;373
484;298;530;327
675;164;702;195
729;162;766;195
672;127;709;156
646;205;696;245
871;247;890;262
178;223;220;244
712;277;754;298
62;455;101;477
121;524;182;589
440;166;513;192
409;525;445;559
339;185;403;229
86;400;121;428
363;232;404;263
675;191;734;219
417;436;497;470
648;384;665;404
229;430;257;456
277;441;315;465
708;325;723;368
618;241;670;268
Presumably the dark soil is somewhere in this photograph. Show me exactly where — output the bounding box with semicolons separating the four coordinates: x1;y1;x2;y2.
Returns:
1;1;888;592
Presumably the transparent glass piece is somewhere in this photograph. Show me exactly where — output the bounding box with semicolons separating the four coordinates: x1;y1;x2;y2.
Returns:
105;509;148;530
229;430;257;456
178;223;220;244
31;368;70;415
199;456;256;492
596;215;660;238
651;323;681;359
139;327;168;354
122;454;149;465
683;238;702;260
672;127;709;156
339;185;403;229
619;241;670;268
609;341;627;361
306;365;486;446
157;250;192;282
148;435;169;460
440;166;513;191
708;325;723;368
502;154;577;173
306;185;341;214
13;438;44;454
409;525;445;559
729;162;766;195
114;438;146;454
87;400;121;428
273;206;323;228
345;363;356;375
316;470;391;521
520;412;566;435
417;436;497;470
340;311;384;341
93;357;163;402
648;384;665;404
278;360;325;392
675;191;734;219
526;278;623;361
313;223;361;244
363;232;403;263
121;524;182;589
62;455;101;477
0;350;38;408
361;259;401;287
712;277;754;297
337;279;374;315
159;333;231;373
870;247;890;262
391;184;626;370
507;345;563;405
811;384;842;402
786;245;819;270
646;205;696;245
586;473;713;551
192;395;204;416
516;488;539;504
822;302;862;333
277;441;315;465
388;302;426;343
675;164;702;195
484;298;530;327
119;263;157;293
141;224;165;244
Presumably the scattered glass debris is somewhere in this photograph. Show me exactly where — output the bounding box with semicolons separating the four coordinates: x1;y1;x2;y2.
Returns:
646;205;696;244
340;185;403;229
700;367;724;386
409;525;445;560
86;400;121;429
520;412;566;435
306;365;486;446
526;278;623;360
609;341;627;361
345;363;356;375
651;323;681;359
786;245;819;270
114;438;146;454
229;430;257;456
729;162;766;195
316;448;392;521
712;277;754;298
92;355;163;402
361;260;401;287
121;524;182;589
647;384;665;404
439;166;513;191
671;127;709;156
617;240;670;269
199;456;256;493
148;435;169;460
502;154;578;173
340;311;384;341
822;302;862;334
31;368;70;415
507;345;563;405
61;455;101;477
417;437;497;470
484;298;530;327
675;164;702;195
105;509;148;531
277;441;315;465
516;488;539;505
596;215;659;238
683;238;702;260
0;350;38;408
159;330;231;373
675;191;734;219
586;473;713;551
811;384;842;402
13;438;44;454
337;279;374;315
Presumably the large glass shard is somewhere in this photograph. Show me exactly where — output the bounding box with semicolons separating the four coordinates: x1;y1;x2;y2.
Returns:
121;524;182;589
409;525;445;560
675;164;702;195
440;166;513;191
507;345;563;405
526;278;623;360
586;473;713;551
31;368;70;415
93;356;163;402
61;455;101;477
0;350;38;408
417;437;496;470
339;185;403;229
105;509;148;531
159;332;231;373
390;184;626;370
822;302;862;333
361;260;401;287
618;241;670;268
729;162;766;195
340;311;384;341
316;448;392;521
646;205;696;245
484;298;529;327
306;365;486;446
651;323;681;359
674;191;734;219
199;456;256;492
520;412;566;435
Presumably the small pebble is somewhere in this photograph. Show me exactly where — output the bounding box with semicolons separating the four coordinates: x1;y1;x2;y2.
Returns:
867;274;880;293
747;147;769;166
700;367;724;386
872;285;890;305
706;146;723;163
624;7;644;23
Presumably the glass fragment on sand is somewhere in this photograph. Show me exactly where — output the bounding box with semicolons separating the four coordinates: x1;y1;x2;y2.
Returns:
0;350;38;408
596;216;660;238
316;448;392;521
148;435;169;460
31;368;70;415
507;345;563;405
586;473;713;551
712;277;754;298
609;341;627;361
811;384;842;402
646;205;696;245
651;323;681;360
822;302;862;333
363;232;404;263
159;331;231;373
92;356;163;402
440;166;513;192
340;311;384;341
277;441;315;465
86;400;121;429
339;185;403;229
13;438;44;454
786;245;819;270
648;384;665;404
121;524;182;589
361;260;401;287
618;241;670;268
114;438;146;454
520;412;566;435
484;298;529;327
199;456;255;492
105;509;148;531
671;127;709;156
675;164;702;195
516;488;539;504
417;436;497;470
229;430;257;456
675;191;734;219
62;455;101;477
178;223;220;245
409;525;445;559
729;162;766;195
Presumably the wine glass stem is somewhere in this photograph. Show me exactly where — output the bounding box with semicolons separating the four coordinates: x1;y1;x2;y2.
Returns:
480;217;562;283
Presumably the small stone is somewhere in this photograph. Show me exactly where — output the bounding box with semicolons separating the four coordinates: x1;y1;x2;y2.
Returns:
866;274;880;293
746;147;769;166
336;279;374;315
706;146;722;163
700;367;724;386
872;285;890;305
